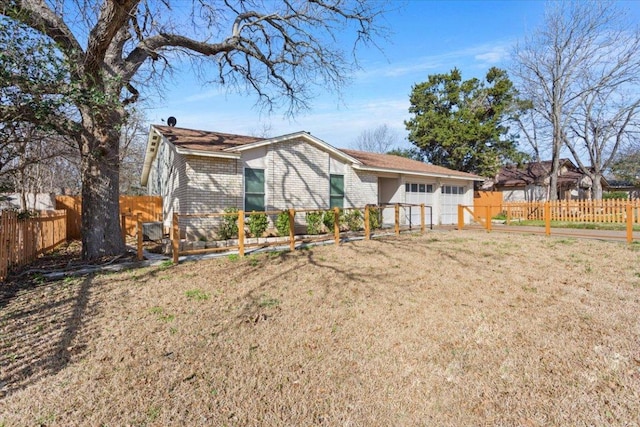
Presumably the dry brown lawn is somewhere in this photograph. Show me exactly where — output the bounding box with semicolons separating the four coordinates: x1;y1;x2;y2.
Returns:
1;230;640;426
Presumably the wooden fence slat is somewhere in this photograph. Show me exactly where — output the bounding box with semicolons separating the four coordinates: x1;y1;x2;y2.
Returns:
0;210;68;281
55;195;163;238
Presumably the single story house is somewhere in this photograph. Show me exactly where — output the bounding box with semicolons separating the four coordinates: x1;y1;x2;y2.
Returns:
140;125;483;237
487;159;609;201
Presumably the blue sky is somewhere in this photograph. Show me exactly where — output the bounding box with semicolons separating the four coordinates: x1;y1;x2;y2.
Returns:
146;0;640;151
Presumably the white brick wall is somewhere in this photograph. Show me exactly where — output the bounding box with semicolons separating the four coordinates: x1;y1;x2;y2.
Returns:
267;138;331;210
150;136;459;238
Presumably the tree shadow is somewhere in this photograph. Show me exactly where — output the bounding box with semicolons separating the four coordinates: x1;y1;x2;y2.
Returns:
0;273;102;397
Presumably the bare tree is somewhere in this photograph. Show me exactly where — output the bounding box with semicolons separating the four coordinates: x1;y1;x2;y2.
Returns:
0;1;388;259
512;1;639;200
0;123;78;208
354;124;401;153
565;61;640;199
119;108;147;195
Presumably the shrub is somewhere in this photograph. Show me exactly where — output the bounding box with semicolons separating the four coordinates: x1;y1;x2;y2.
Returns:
368;206;381;230
603;191;629;200
492;211;507;220
322;210;336;230
344;209;363;231
306;211;323;235
247;212;268;237
275;210;290;236
218;207;239;240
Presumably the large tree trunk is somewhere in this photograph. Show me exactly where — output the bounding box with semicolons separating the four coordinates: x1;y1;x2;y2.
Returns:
79;107;126;260
591;174;603;200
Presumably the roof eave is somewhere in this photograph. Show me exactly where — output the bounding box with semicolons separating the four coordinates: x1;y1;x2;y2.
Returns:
176;147;241;159
353;164;484;181
140;126;163;186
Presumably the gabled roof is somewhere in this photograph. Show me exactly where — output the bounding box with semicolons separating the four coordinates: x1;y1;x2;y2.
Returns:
153;125;265;151
141;125;482;185
342;149;483;181
496;159;576;187
495;159;610;189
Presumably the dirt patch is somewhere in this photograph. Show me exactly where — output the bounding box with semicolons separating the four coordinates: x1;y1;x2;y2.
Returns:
1;231;639;426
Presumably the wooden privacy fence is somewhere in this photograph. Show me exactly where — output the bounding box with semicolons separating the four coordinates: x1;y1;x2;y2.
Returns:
474;191;503;220
56;195;163;238
458;200;640;243
171;204;428;264
0;210;67;281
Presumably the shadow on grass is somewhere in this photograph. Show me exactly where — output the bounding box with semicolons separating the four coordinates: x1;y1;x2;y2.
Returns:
0;260;176;398
0;274;96;397
0;231;471;397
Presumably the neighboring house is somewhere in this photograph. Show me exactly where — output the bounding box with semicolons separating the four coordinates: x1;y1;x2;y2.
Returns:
140;125;483;237
605;179;640;199
488;159;609;201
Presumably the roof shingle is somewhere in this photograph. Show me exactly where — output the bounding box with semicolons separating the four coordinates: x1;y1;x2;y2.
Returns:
342;149;482;180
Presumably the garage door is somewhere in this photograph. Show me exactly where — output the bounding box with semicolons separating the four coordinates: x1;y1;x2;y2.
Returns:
440;185;466;224
405;182;433;227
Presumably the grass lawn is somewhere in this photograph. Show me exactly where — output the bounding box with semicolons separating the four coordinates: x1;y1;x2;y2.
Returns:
1;231;639;426
504;219;640;231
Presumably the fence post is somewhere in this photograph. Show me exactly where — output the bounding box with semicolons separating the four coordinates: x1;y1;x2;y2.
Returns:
544;202;551;236
420;203;425;234
172;213;179;264
395;204;400;235
627;204;633;244
458;205;464;230
121;213;127;244
364;205;370;240
334;207;340;245
238;210;245;257
288;209;295;251
485;205;492;232
136;214;143;261
506;205;511;226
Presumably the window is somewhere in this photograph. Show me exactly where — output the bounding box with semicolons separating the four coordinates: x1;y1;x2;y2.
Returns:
244;168;265;212
330;174;344;208
443;185;465;195
406;182;434;193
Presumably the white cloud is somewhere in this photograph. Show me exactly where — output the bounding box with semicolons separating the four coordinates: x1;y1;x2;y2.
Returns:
474;46;509;65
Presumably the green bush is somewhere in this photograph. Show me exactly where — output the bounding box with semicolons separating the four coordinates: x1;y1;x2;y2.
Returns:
306;211;323;235
322;208;344;233
344;209;363;231
275;210;290;236
322;210;336;230
368;206;381;230
218;207;238;240
492;211;507;220
247;212;268;237
603;191;629;200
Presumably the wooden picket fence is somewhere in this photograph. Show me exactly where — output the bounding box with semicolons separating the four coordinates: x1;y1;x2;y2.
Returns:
502;199;640;224
458;199;639;243
0;210;67;281
56;195;163;238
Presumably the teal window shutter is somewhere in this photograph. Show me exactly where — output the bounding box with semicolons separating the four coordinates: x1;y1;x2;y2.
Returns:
329;174;344;208
244;168;265;212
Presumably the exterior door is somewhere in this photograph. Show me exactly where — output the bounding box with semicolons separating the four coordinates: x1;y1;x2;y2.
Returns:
440;185;466;224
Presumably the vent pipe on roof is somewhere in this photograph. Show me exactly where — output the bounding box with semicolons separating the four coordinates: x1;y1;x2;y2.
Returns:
167;116;177;127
